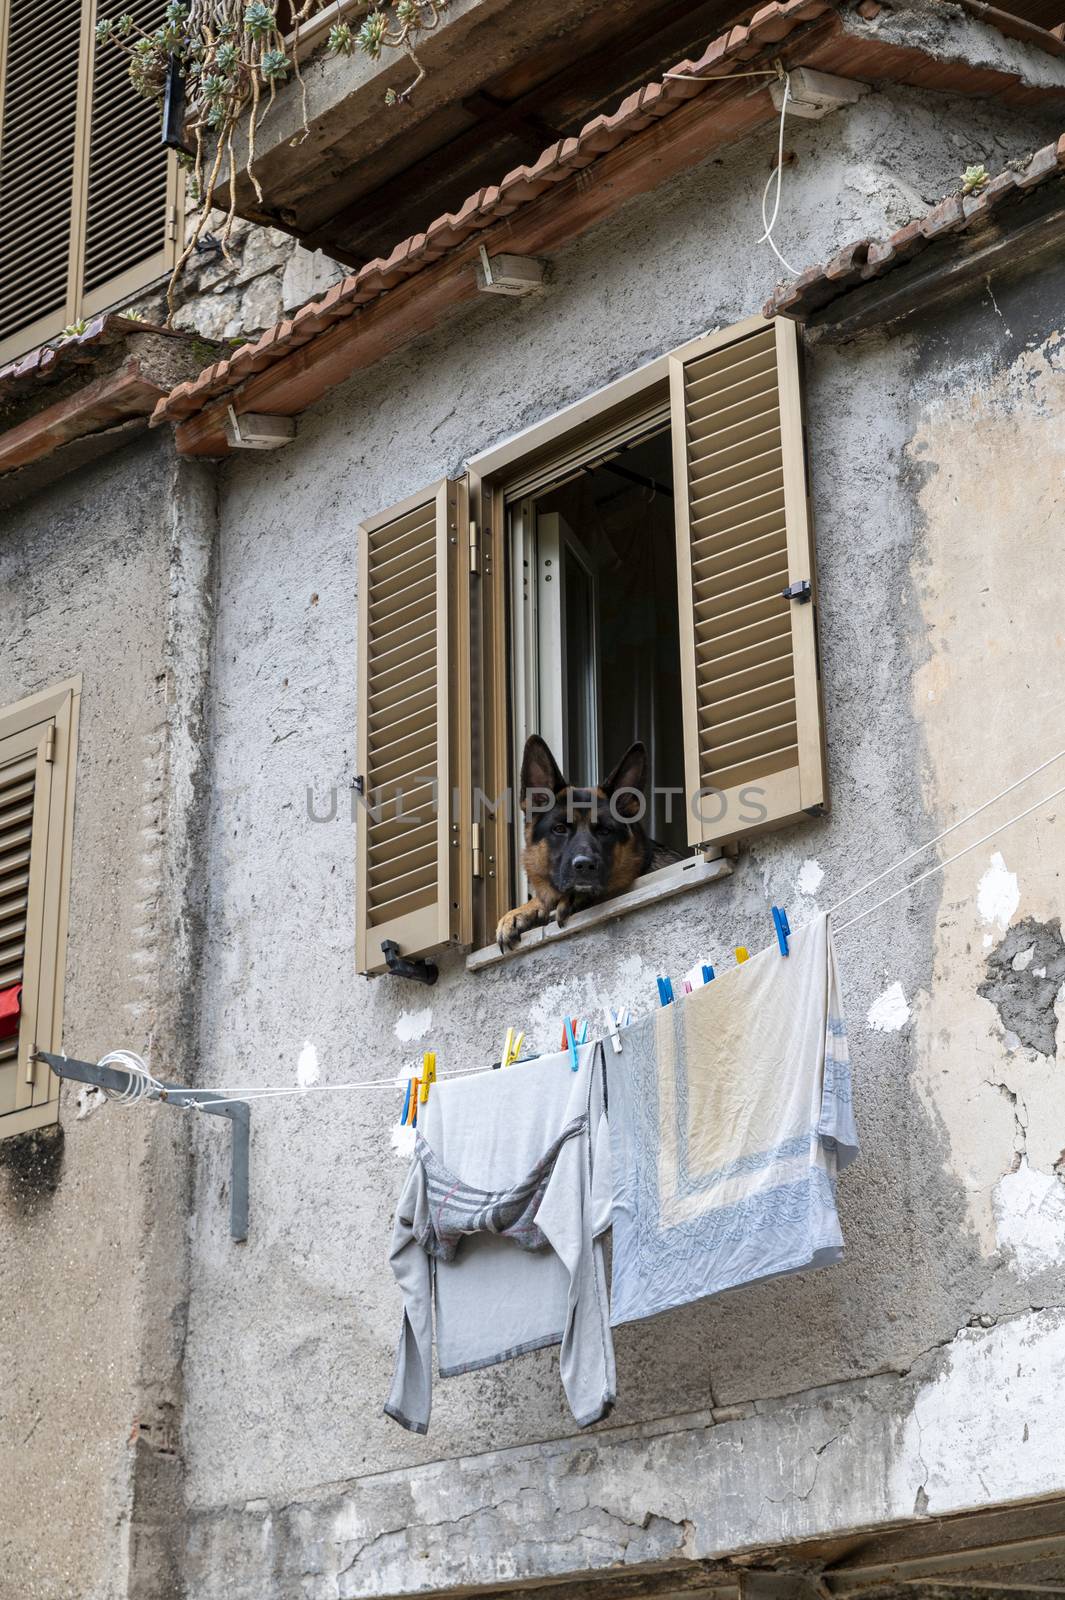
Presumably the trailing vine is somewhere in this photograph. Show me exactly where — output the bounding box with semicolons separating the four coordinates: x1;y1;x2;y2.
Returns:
97;2;449;317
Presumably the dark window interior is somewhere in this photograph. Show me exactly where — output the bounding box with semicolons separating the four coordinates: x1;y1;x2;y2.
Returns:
531;428;689;858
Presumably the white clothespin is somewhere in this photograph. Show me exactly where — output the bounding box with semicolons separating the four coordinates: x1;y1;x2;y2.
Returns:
604;1005;623;1054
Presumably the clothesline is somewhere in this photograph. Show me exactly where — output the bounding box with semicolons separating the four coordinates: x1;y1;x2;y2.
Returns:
98;746;1064;1112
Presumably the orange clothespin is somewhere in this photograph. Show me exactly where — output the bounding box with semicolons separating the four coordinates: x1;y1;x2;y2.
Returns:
419;1050;436;1103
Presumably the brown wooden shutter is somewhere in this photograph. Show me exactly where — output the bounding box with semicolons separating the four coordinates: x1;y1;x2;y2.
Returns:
0;684;78;1137
81;0;172;310
356;482;469;976
671;316;827;850
0;0;83;354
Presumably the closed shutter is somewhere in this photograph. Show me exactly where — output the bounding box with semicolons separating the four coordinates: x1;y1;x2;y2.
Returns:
0;0;83;351
82;0;171;308
356;482;465;976
671;316;827;849
0;0;177;363
0;684;79;1137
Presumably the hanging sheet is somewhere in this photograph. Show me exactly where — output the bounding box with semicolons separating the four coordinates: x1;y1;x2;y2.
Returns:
608;911;858;1327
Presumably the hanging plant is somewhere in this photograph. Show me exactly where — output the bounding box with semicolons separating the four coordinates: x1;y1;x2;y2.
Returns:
97;2;449;318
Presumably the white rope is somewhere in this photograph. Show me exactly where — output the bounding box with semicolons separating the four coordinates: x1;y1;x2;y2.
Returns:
92;749;1065;1112
758;73;799;276
98;1050;166;1106
826;743;1065;920
833;780;1065;934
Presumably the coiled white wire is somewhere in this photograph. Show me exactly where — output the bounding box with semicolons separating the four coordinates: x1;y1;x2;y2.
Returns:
98;1050;165;1107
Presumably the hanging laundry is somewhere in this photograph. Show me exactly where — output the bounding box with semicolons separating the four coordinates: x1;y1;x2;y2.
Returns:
608;912;858;1328
385;1041;614;1435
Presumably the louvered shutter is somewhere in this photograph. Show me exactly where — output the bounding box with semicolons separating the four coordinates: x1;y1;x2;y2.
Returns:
0;0;83;354
81;0;172;312
0;684;78;1137
671;316;827;849
0;722;54;1121
356;482;463;976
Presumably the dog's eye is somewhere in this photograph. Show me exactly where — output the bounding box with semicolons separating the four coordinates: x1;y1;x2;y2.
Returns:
551;821;570;835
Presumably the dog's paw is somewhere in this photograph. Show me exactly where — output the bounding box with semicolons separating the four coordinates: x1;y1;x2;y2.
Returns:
554;896;572;930
496;908;529;952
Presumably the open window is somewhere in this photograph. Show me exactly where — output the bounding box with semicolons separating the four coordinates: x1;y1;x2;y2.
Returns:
0;682;79;1137
353;316;827;975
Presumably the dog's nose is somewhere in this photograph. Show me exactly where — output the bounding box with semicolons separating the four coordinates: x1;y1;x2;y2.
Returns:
571;854;596;877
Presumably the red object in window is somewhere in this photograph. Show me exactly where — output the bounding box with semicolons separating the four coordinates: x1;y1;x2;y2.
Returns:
0;985;22;1039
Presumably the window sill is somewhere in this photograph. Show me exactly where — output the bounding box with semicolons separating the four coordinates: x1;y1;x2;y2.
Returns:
466;852;733;971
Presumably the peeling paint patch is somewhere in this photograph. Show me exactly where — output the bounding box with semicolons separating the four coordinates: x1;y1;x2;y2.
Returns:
891;1312;1065;1518
867;982;910;1033
796;858;824;898
993;1159;1065;1274
296;1041;319;1088
978;917;1065;1057
394;1007;432;1043
976;851;1019;932
75;1085;107;1120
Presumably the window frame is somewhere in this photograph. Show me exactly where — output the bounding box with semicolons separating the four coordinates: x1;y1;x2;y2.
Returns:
0;679;80;1139
462;316;825;967
466;336;713;961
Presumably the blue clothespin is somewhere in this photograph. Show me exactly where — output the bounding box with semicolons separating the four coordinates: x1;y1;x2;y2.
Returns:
657;976;674;1006
702;964;715;983
772;905;791;956
564;1016;580;1071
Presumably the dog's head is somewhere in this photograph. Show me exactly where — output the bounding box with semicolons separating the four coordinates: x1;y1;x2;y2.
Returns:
520;735;649;901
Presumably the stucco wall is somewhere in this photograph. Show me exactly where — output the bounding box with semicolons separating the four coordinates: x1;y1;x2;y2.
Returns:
176;79;1065;1591
0;438;213;1600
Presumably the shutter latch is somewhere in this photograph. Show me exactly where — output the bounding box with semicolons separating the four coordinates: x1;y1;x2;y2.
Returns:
782;580;812;604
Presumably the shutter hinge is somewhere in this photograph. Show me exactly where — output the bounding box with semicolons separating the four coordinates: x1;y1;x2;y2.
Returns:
782;580;812;604
469;518;480;577
166;204;179;243
471;822;484;879
43;725;56;763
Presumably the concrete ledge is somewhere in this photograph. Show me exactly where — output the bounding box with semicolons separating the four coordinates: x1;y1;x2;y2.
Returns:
467;854;733;972
182;1309;1065;1599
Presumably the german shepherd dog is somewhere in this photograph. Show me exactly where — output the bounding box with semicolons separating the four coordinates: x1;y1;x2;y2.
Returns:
495;734;679;951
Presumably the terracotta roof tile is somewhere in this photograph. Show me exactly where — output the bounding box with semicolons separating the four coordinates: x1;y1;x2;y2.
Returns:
0;312;185;407
154;0;1065;428
764;132;1065;326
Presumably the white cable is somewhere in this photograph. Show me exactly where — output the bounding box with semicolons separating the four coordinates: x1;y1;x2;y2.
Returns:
98;1050;165;1107
826;743;1065;921
95;753;1065;1112
833;781;1065;934
758;74;800;276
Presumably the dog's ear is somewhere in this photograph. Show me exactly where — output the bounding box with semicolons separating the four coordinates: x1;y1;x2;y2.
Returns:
601;742;647;820
521;735;565;813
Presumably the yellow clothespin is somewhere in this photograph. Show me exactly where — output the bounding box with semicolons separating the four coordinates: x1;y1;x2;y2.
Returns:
419;1050;436;1103
735;946;749;964
500;1028;524;1068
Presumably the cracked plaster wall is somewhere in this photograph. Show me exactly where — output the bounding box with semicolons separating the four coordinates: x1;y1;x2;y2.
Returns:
176;76;1065;1593
0;439;214;1599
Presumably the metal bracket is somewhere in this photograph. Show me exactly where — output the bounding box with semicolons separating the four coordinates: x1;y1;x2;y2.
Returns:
37;1050;250;1242
161;55;194;155
380;940;438;986
782;579;813;603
